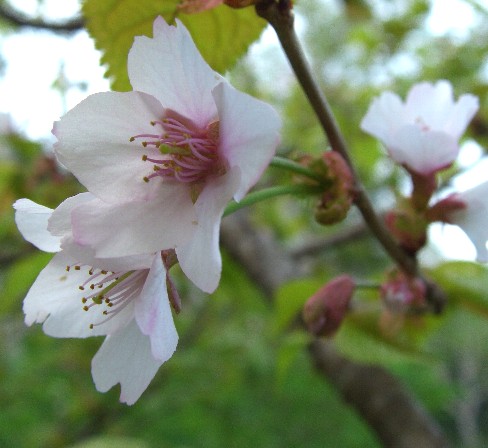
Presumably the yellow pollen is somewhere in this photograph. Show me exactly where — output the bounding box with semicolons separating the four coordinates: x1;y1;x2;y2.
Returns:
142;155;148;161
83;305;89;311
79;286;84;291
81;298;87;303
129;137;135;142
74;266;81;271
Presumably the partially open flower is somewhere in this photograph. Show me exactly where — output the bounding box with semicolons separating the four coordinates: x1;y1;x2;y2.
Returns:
361;80;478;176
14;196;178;405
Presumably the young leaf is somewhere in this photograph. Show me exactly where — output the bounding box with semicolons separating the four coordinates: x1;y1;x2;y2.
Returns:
82;0;266;91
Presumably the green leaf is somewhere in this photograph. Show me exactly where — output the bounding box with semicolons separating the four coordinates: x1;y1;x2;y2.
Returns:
82;0;266;91
429;261;488;316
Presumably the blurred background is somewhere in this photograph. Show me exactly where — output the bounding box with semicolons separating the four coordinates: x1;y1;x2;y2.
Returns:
1;0;488;446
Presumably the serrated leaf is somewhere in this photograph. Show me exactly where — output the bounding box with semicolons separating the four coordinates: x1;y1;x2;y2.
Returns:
82;0;266;91
429;261;488;316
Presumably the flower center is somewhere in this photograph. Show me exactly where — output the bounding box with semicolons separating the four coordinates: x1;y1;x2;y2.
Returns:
130;115;225;185
66;263;147;329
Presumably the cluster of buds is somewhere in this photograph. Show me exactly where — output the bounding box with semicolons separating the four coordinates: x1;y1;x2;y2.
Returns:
298;151;355;226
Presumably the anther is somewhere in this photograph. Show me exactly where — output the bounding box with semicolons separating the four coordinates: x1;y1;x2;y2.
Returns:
79;286;85;291
83;305;89;311
129;137;135;142
142;155;148;161
74;265;81;271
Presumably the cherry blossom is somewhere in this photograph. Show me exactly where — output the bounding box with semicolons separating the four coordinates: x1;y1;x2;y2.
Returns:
14;196;178;405
361;80;478;176
53;17;281;294
447;181;488;262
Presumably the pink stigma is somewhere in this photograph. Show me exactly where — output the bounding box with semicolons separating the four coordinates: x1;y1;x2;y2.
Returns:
130;114;225;184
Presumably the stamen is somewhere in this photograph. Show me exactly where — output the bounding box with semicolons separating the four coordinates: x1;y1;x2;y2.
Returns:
129;116;225;187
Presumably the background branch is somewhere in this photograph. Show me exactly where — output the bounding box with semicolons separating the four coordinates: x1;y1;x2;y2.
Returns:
0;3;83;32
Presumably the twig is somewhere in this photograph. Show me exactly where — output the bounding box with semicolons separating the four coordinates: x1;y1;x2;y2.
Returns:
255;0;418;278
0;4;84;32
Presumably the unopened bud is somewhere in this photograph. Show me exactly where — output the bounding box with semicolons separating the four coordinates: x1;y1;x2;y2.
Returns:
314;152;354;225
302;275;355;337
385;208;427;255
380;270;426;313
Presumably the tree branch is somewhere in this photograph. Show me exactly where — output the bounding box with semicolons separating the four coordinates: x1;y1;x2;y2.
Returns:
0;4;84;32
255;0;418;278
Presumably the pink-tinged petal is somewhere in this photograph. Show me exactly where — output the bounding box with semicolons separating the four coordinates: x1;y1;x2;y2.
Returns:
360;91;406;147
442;94;479;140
177;168;240;293
390;126;458;175
53;91;164;203
213;82;281;201
405;81;454;128
135;254;178;361
71;186;196;258
48;192;94;237
91;320;163;405
450;182;488;262
13;199;60;252
128;18;220;128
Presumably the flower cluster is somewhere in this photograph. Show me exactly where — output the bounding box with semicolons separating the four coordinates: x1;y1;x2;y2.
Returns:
15;18;281;404
362;80;486;262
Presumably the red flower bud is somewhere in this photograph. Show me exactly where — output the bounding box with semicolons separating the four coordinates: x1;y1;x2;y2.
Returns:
302;275;355;337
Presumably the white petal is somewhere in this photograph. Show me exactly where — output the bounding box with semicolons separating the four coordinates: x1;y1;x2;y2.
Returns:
71;186;197;258
405;81;454;129
360;91;406;147
450;182;488;262
47;192;94;237
91;320;164;405
177;168;240;293
135;254;178;361
23;251;134;336
390;126;458;175
442;94;479;140
213;82;281;201
128;17;220;129
53;91;164;203
13;199;60;252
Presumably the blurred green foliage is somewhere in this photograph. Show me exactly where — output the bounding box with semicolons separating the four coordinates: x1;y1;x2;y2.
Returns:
1;0;488;447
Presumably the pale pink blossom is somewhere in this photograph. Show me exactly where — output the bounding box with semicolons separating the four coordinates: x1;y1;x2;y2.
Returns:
53;17;281;294
447;181;488;262
14;195;178;405
361;80;478;176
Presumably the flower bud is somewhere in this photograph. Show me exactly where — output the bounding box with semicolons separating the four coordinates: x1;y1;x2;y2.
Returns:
385;206;427;255
302;275;355;337
314;152;354;225
380;270;426;313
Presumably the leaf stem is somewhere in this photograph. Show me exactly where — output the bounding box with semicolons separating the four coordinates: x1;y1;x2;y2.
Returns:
270;156;325;183
255;0;418;278
223;184;320;217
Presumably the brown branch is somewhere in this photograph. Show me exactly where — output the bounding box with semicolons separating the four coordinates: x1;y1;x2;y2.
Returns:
255;0;418;278
0;4;84;32
221;212;449;447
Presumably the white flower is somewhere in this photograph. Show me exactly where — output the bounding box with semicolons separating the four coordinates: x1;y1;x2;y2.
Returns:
53;17;281;294
14;195;178;405
361;80;478;176
448;181;488;262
